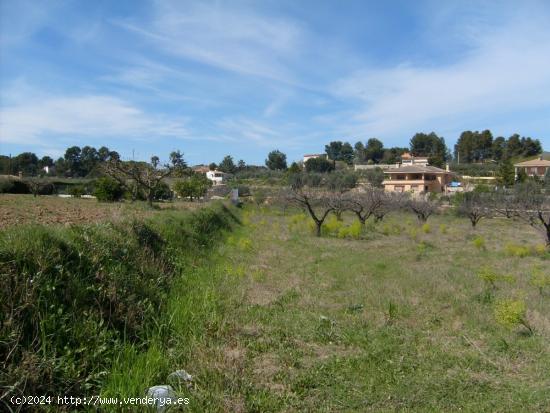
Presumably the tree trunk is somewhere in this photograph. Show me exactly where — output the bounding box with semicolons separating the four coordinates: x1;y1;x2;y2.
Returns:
315;221;322;237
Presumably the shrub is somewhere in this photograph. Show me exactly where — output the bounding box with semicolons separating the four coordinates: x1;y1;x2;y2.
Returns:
422;223;431;233
408;227;418;240
337;221;363;239
288;213;308;232
323;215;344;236
253;188;267;206
68;184;85;198
93;177;124;202
347;221;363;239
530;268;550;295
381;223;402;236
439;224;448;234
477;266;515;289
236;185;251;197
494;299;533;334
472;236;486;250
504;244;531;258
237;237;253;251
153;181;172;201
0;178;30;194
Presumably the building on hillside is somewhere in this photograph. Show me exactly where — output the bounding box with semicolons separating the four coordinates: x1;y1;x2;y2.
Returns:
400;152;429;166
206;170;229;185
382;165;455;194
514;157;550;179
354;163;399;171
192;164;210;174
302;153;326;164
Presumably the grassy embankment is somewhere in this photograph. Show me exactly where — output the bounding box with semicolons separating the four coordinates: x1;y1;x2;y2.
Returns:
103;206;549;412
0;202;239;411
2;200;550;412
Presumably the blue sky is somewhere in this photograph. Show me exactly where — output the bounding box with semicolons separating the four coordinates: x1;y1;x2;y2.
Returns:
1;0;549;165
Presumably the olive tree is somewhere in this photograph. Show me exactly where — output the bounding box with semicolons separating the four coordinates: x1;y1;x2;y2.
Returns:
103;152;187;206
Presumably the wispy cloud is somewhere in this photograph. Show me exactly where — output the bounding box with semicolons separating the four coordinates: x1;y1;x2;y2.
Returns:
117;1;304;84
0;94;188;145
331;10;550;139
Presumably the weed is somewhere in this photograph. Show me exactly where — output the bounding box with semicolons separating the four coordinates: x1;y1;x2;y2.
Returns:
472;236;486;250
477;266;515;290
530;267;550;295
422;223;431;234
494;298;533;334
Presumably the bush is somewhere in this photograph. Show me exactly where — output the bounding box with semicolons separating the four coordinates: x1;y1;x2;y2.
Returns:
93;177;124;202
337;221;363;239
68;184;85;198
504;244;548;258
494;299;533;333
173;174;211;201
153;181;172;201
323;215;344;236
477;266;515;289
472;236;486;250
236;185;251;197
0;178;30;194
530;268;550;295
253;188;267;206
422;223;431;233
505;244;529;257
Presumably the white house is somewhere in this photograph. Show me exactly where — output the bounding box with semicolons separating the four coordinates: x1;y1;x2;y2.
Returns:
206;170;228;185
302;153;326;164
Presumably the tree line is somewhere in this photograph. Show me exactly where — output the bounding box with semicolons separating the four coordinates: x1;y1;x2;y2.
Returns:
454;131;542;163
1;129;543;179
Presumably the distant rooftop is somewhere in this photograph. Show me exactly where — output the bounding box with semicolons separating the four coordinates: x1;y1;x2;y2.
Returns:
384;165;453;174
514;158;550;167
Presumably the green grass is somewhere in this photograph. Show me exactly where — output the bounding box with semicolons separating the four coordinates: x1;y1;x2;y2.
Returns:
4;203;549;412
109;206;549;412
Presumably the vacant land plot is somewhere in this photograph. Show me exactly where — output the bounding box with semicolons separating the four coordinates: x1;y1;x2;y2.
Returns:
113;207;549;412
0;194;202;228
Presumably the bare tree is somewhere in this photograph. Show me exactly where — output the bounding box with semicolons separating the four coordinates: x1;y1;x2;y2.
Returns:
492;189;518;219
285;187;336;236
102;152;186;206
374;192;408;222
511;182;550;247
457;192;493;228
408;195;437;222
345;187;386;226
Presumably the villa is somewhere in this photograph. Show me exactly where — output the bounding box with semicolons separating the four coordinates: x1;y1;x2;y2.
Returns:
382;164;455;194
206;170;229;186
514;157;550;179
302;154;326;164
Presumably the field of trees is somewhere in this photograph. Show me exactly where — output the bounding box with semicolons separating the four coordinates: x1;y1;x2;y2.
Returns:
160;206;548;412
1;176;549;411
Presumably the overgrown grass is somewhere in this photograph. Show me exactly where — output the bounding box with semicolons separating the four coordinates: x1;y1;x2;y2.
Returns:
0;203;238;403
131;206;548;412
3;203;550;412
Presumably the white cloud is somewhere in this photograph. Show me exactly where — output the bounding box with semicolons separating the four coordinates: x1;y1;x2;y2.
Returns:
118;1;303;84
0;94;189;145
331;10;550;139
